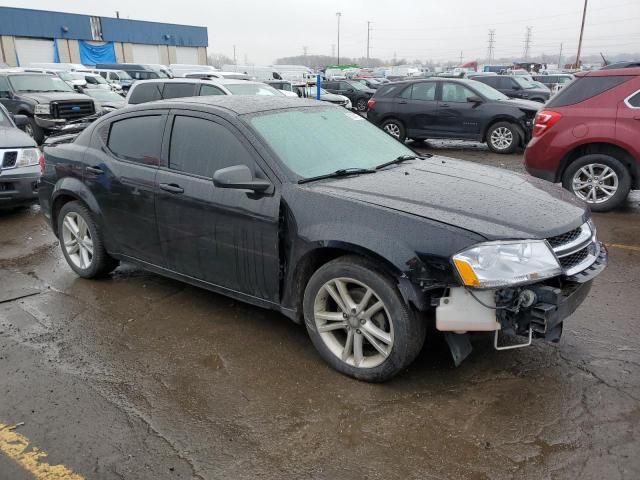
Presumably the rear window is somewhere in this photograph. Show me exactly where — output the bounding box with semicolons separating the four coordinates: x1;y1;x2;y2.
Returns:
108;115;164;165
128;83;162;104
546;75;629;107
162;83;197;99
375;83;407;97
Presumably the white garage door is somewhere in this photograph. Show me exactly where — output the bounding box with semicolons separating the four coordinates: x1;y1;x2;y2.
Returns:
15;37;54;66
132;44;160;64
176;47;198;65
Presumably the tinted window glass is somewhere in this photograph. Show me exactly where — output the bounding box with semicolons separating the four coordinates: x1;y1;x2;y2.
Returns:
323;82;336;89
128;83;162;104
497;77;514;89
399;85;412;99
442;83;476;102
200;84;225;96
339;82;352;90
476;76;497;87
169;116;254;178
0;76;10;97
412;82;436;101
108;116;164;165
547;76;629;107
162;83;197;99
628;91;640;107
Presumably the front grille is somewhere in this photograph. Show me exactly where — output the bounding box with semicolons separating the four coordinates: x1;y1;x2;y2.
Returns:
547;226;582;248
2;151;17;168
51;100;95;120
558;248;589;270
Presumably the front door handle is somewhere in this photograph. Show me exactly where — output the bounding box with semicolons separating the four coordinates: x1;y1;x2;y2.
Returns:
440;103;450;108
159;183;184;194
86;166;103;175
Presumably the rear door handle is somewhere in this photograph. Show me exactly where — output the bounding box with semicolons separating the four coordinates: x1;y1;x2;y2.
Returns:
159;183;184;194
86;166;103;175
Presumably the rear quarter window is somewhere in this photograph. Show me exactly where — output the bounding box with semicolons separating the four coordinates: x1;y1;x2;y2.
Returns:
128;83;162;104
546;75;629;107
626;91;640;108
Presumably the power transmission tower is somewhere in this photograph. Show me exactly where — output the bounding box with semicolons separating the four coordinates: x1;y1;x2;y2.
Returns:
487;30;496;63
523;26;532;60
336;12;342;64
558;43;563;69
366;21;371;66
575;0;588;69
303;46;308;57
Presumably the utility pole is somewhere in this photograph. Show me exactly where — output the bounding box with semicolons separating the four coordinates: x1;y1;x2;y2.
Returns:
233;45;236;65
558;42;563;69
366;21;371;66
575;0;588;69
459;51;463;66
523;26;532;60
336;12;342;65
303;46;308;57
487;29;496;63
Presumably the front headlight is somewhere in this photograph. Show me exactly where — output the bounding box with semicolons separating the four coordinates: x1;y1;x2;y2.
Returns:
16;148;40;167
34;104;50;115
452;240;561;289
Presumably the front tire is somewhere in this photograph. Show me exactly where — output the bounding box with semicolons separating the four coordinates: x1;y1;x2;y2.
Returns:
303;256;426;382
486;121;519;154
57;201;118;278
562;154;631;212
381;118;406;143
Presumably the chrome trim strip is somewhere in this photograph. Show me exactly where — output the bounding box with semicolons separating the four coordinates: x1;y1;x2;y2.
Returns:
624;89;640;109
563;241;600;276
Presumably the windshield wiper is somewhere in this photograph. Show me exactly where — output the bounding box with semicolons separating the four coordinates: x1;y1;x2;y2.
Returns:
375;154;431;170
298;167;376;184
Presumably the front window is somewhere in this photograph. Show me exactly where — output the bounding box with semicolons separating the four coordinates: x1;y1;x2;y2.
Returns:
465;80;508;100
84;89;125;102
225;83;280;96
346;81;368;91
116;71;132;80
8;74;73;93
248;107;415;179
513;77;537;90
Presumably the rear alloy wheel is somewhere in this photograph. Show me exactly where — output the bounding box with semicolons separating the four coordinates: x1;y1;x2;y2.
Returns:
381;119;406;142
356;98;368;112
562;154;631;212
303;256;426;382
57;201;118;278
487;122;519;154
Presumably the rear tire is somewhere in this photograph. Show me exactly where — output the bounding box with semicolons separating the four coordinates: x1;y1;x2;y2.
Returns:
303;256;426;382
57;201;118;278
356;98;368;112
486;121;519;154
381;118;406;143
562;154;631;212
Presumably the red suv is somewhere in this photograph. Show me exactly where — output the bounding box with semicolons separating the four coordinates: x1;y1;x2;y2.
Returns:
525;67;640;211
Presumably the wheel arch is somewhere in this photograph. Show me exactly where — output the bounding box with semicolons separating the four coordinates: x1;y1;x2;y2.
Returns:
558;142;639;188
51;177;102;237
285;243;425;323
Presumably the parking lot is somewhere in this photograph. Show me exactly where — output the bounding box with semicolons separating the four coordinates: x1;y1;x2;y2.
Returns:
1;143;638;480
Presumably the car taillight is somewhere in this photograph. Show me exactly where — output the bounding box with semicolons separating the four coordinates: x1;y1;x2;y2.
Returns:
38;152;45;175
367;98;376;109
533;110;562;137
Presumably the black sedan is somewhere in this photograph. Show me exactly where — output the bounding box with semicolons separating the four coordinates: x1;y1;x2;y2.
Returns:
367;78;541;153
38;97;606;381
0;104;40;208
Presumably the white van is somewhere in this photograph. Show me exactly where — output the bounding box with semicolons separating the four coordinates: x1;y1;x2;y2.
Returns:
221;64;283;81
170;64;218;77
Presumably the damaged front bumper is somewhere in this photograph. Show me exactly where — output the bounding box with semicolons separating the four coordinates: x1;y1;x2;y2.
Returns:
435;244;607;365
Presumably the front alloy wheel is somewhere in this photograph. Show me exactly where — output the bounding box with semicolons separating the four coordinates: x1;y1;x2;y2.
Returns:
62;212;94;270
313;278;393;368
487;122;519;154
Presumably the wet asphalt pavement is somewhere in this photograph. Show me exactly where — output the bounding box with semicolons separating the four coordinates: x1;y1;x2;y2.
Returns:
1;141;639;479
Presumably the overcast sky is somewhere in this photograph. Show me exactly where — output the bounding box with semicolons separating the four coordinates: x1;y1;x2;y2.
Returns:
6;0;640;64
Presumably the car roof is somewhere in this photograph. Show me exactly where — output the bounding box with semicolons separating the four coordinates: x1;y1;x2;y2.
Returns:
126;95;323;116
132;78;268;87
0;71;49;76
576;67;640;77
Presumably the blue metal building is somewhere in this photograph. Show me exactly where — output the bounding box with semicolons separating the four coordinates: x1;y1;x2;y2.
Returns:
0;7;208;66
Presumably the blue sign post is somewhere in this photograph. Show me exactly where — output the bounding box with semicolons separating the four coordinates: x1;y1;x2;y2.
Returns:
316;74;321;100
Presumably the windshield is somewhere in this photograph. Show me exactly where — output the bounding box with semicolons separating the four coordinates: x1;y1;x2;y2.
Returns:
466;80;509;101
513;77;537;89
9;74;73;92
348;81;368;91
84;89;124;102
0;107;11;127
226;83;280;96
248;107;415;179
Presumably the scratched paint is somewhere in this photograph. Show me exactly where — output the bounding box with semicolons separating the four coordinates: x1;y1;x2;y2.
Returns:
0;423;84;480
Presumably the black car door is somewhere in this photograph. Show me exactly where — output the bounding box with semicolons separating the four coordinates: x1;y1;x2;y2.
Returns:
155;110;280;302
436;82;485;139
0;76;19;114
396;82;439;137
83;111;167;265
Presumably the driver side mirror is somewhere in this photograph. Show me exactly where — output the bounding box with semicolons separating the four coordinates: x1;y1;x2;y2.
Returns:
213;165;271;193
467;95;483;104
12;114;29;127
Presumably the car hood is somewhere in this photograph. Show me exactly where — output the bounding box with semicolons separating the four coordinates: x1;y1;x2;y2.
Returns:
18;92;94;104
0;126;37;148
321;92;348;102
303;156;588;239
101;101;126;109
503;98;543;111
